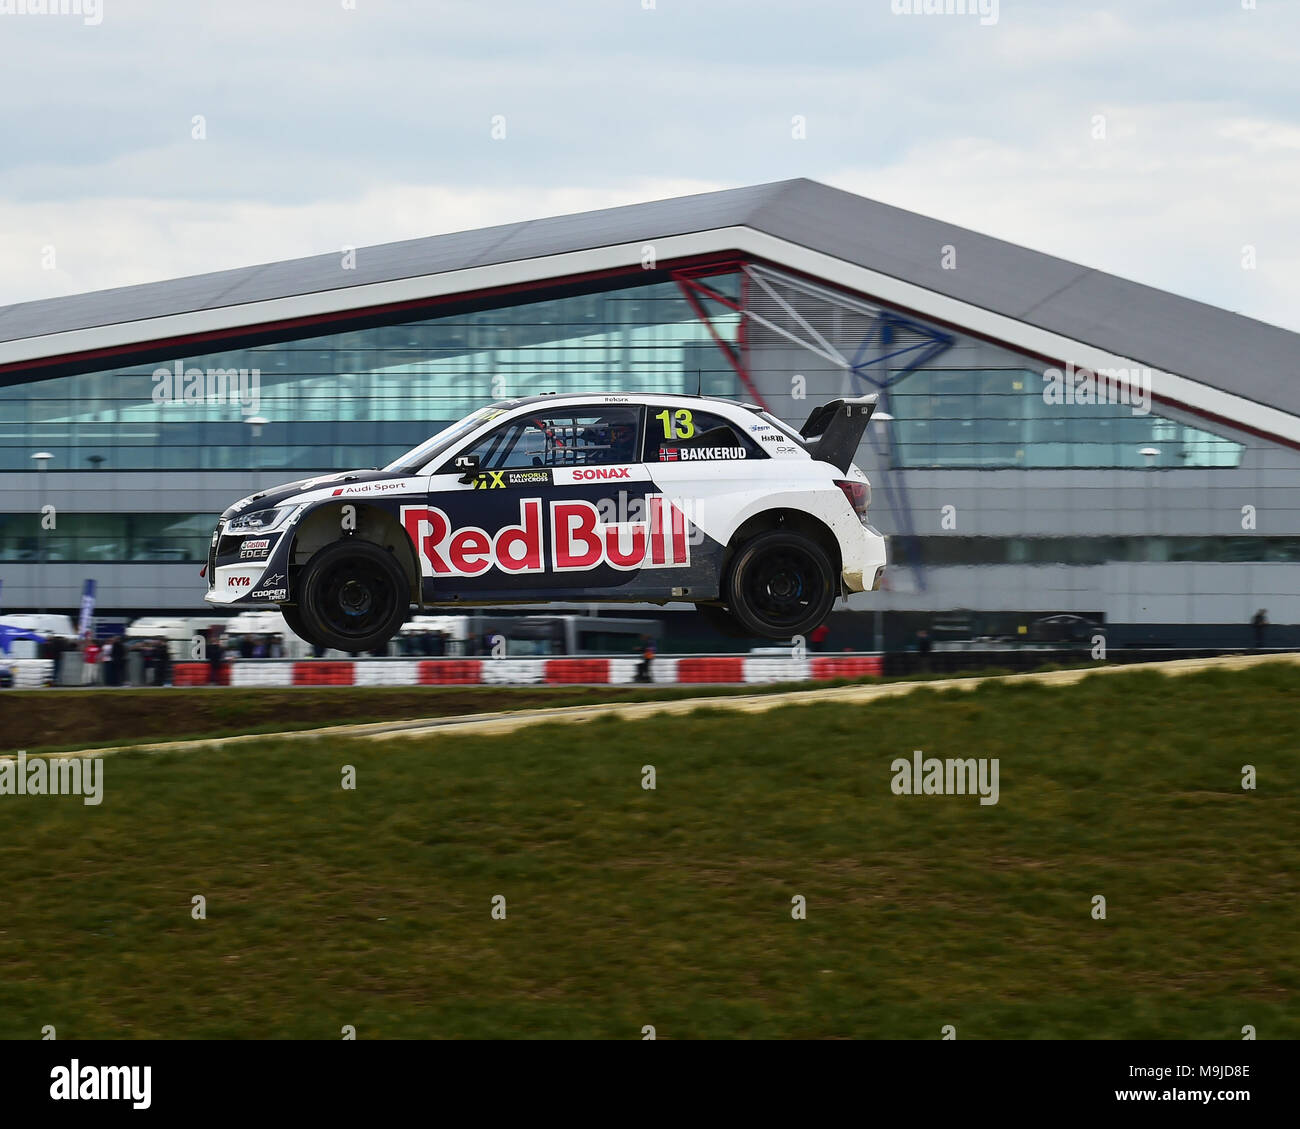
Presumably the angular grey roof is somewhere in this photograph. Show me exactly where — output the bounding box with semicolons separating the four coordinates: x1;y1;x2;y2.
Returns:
1;178;1296;417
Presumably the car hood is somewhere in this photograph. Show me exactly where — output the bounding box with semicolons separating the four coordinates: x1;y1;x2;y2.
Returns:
218;468;403;520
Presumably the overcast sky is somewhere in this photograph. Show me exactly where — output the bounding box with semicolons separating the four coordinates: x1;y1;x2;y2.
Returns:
1;0;1297;331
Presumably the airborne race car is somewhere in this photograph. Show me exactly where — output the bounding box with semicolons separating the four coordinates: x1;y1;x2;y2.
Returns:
204;393;887;651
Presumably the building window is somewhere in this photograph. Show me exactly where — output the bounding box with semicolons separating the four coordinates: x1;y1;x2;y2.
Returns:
889;368;1244;468
0;276;741;473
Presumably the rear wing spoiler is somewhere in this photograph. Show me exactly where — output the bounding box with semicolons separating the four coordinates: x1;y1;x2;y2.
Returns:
799;395;878;473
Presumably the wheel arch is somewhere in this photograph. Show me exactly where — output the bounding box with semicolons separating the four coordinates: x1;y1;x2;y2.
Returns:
721;508;842;587
286;503;421;604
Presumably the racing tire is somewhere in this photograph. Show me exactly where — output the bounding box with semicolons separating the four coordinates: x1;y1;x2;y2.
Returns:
694;601;755;640
278;602;309;642
725;530;837;641
296;539;411;653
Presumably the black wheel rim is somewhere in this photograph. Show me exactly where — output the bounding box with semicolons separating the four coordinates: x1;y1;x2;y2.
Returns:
312;556;397;640
744;547;824;631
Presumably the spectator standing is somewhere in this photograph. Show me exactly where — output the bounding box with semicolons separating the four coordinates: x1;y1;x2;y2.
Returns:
109;636;127;687
155;638;173;687
83;636;101;685
915;628;933;672
1252;609;1269;650
208;629;225;685
635;636;656;684
49;634;65;686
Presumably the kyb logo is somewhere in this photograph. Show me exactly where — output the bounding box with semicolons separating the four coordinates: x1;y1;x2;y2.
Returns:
1042;362;1152;416
50;1060;150;1110
400;496;690;578
226;575;253;588
891;750;1000;806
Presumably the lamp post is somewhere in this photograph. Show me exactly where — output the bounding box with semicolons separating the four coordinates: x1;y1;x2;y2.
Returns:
1139;448;1161;565
245;416;269;470
31;451;53;613
868;412;894;655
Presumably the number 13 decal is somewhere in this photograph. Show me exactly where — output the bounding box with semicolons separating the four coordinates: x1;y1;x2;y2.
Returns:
655;408;695;439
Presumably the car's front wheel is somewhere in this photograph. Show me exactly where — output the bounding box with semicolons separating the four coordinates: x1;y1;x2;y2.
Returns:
295;540;411;653
278;603;308;643
725;530;837;640
694;601;755;639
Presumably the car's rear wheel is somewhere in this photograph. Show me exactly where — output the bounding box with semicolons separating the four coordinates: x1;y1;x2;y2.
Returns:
725;530;836;640
296;540;410;653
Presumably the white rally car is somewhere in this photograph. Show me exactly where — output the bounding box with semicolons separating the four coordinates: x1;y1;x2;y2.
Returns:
204;393;887;651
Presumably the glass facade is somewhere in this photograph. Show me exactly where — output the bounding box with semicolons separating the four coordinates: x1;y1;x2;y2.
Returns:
898;536;1300;566
0;277;741;473
889;369;1243;468
0;257;1276;612
10;518;1300;568
0;513;216;562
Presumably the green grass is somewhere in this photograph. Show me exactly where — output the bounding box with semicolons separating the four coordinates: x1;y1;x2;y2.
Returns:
1;661;1295;1039
0;680;846;754
3;660;1108;755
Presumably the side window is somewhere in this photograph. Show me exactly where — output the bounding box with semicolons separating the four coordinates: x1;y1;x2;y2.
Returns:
449;406;642;471
643;406;764;463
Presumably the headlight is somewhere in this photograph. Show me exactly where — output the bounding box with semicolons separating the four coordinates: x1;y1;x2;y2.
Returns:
226;505;299;534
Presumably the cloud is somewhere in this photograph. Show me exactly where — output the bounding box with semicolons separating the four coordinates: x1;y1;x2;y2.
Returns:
0;178;726;304
0;0;1296;333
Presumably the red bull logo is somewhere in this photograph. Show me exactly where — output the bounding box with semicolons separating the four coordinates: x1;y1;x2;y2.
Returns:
400;495;690;578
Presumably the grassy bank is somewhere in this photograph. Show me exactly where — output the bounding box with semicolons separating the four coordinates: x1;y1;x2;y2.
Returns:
0;662;1295;1038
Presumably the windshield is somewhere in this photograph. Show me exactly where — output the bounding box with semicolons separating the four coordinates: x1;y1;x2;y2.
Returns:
382;407;504;474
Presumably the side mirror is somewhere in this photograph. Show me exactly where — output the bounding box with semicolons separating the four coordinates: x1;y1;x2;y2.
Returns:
453;453;480;484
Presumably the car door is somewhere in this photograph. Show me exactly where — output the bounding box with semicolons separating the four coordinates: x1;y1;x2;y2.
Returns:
405;402;663;601
641;403;767;595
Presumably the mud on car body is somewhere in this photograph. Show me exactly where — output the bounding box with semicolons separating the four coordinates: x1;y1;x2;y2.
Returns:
205;393;888;651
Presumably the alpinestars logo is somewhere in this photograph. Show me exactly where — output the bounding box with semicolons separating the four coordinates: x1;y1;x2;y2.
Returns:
400;495;690;578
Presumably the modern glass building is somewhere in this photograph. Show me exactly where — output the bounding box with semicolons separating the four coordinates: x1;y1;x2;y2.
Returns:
2;179;1297;644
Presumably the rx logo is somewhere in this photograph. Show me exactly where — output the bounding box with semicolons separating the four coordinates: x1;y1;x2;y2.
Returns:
474;470;508;490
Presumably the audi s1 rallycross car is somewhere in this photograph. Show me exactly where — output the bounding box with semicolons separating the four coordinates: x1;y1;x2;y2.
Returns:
204;392;888;650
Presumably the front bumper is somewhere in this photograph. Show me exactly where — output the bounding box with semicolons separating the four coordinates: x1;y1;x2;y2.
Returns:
204;521;290;606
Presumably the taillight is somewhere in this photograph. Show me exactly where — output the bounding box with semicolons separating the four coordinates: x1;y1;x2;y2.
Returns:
835;479;870;521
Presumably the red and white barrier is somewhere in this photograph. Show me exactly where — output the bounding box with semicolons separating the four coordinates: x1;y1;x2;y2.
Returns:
160;654;883;688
